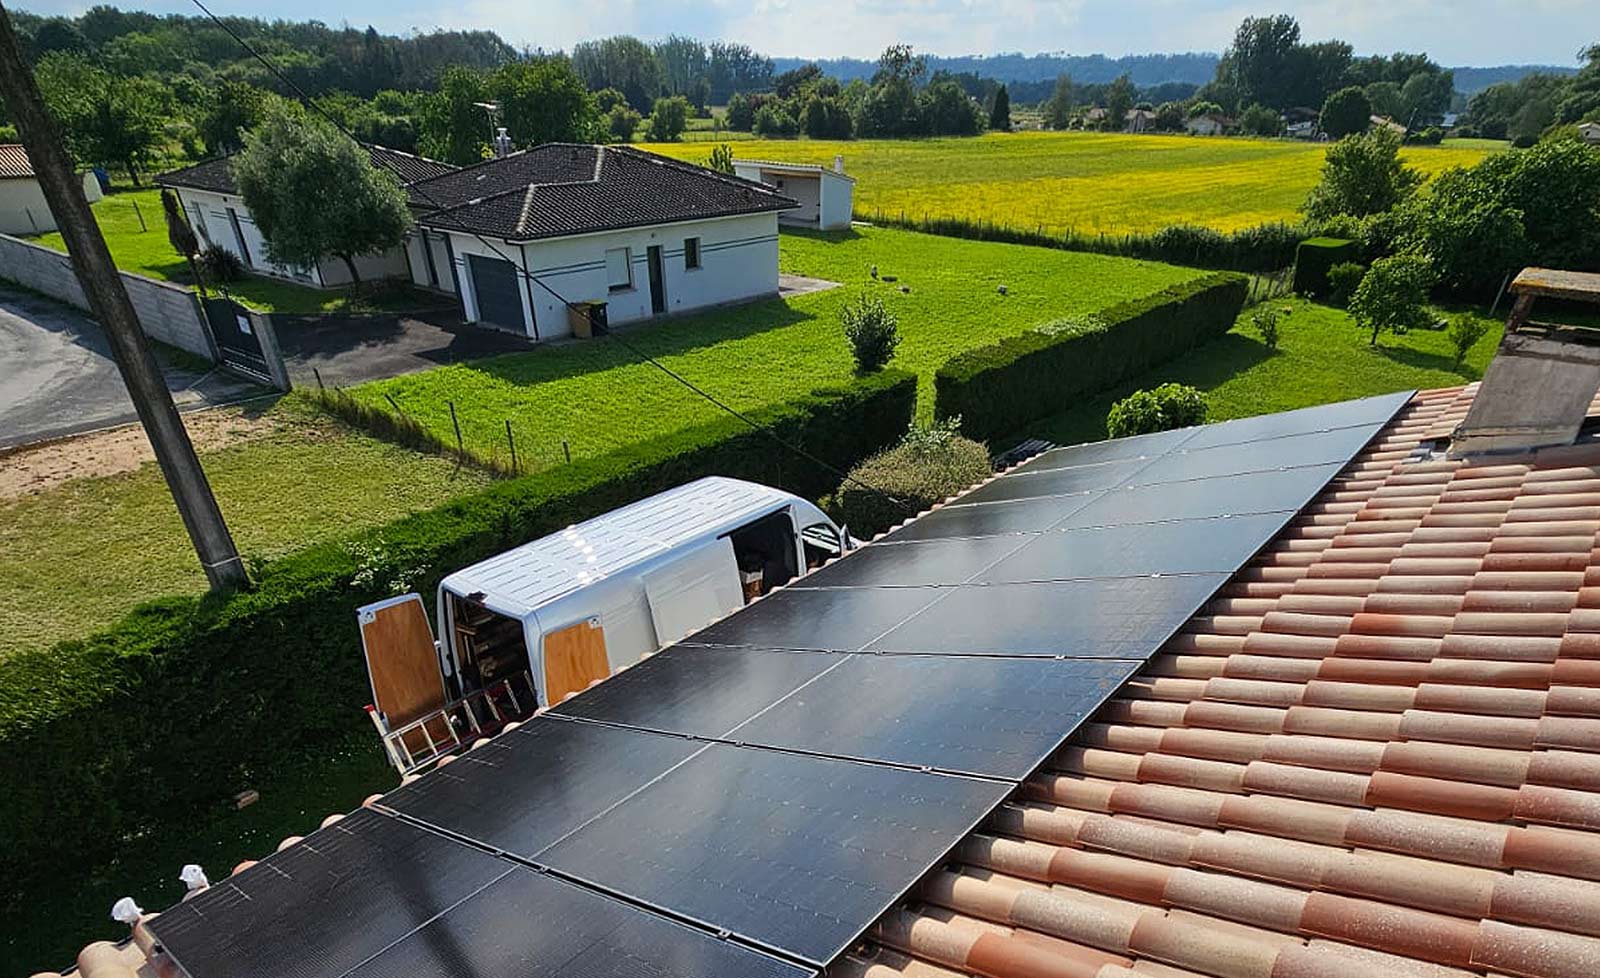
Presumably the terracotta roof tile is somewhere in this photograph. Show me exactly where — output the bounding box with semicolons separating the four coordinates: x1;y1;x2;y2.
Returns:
1472;920;1600;978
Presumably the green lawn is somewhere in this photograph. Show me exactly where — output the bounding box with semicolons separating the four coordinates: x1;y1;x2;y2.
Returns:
31;188;432;314
350;226;1204;469
639;131;1500;234
0;398;491;661
1014;297;1504;446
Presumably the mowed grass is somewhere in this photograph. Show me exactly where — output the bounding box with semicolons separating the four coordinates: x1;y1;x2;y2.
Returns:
1017;298;1504;447
30;189;430;314
0;400;491;660
351;226;1202;468
640;131;1499;234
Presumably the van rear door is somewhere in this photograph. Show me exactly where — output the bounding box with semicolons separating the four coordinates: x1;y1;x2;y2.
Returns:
642;536;744;647
357;594;450;758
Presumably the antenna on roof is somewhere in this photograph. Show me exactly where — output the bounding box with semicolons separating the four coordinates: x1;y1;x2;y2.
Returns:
474;101;505;157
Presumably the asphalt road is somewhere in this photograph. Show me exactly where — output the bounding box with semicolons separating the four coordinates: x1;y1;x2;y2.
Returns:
0;285;262;450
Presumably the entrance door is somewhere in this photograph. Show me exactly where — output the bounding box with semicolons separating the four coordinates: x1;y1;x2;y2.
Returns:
468;253;526;332
647;245;666;315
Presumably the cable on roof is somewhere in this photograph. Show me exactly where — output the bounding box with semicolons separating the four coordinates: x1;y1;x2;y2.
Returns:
184;0;917;515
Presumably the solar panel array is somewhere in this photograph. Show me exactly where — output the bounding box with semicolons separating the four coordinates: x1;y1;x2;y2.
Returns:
151;391;1411;977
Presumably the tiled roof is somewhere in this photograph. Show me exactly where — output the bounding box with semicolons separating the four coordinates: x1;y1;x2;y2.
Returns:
411;143;797;241
48;384;1600;978
0;143;34;178
836;383;1600;978
155;145;456;201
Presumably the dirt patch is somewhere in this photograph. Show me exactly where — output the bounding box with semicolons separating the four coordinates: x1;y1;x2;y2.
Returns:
0;405;286;500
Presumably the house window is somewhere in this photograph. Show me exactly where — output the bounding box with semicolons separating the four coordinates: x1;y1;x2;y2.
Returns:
605;247;632;291
684;237;701;270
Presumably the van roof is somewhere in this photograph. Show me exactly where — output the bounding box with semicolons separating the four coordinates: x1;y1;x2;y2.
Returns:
439;477;801;619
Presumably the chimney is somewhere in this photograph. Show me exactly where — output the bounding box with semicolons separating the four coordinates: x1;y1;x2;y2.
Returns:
493;127;512;159
1451;268;1600;456
833;154;844;174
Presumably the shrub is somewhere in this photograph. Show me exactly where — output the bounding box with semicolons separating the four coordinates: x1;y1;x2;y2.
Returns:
199;243;245;282
935;273;1247;441
1250;306;1281;349
1349;254;1436;345
1107;383;1208;438
605;104;642;141
1303;128;1422;222
1107;384;1203;438
828;417;992;538
753;104;799;137
1292;237;1358;297
725;92;754;131
1325;261;1367;307
1239;103;1282;137
706;143;734;175
1319;86;1373;139
841;292;900;372
647;95;690;141
0;370;917;892
1447;313;1492;367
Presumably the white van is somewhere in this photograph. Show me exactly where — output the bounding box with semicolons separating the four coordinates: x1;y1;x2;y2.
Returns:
357;477;850;773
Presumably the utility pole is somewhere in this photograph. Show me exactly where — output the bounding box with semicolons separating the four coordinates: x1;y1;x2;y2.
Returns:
0;0;248;589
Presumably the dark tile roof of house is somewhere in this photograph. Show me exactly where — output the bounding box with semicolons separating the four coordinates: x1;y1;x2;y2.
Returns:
155;145;456;201
410;143;797;242
0;143;35;178
47;383;1600;978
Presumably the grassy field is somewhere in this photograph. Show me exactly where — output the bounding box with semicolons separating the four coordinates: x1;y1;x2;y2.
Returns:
30;189;430;314
640;131;1499;234
349;226;1203;468
1016;298;1504;446
0;399;490;660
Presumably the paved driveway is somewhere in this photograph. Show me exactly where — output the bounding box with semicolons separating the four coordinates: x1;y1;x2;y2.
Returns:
273;308;535;387
0;285;262;450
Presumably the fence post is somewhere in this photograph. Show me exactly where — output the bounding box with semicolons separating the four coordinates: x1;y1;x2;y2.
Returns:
131;198;147;232
448;401;464;457
505;419;518;474
562;439;571;464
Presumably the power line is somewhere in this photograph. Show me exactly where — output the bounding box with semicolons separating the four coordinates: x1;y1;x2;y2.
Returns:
184;0;916;515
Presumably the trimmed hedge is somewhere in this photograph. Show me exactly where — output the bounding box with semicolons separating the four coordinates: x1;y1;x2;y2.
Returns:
934;273;1248;441
0;370;916;893
1292;237;1359;297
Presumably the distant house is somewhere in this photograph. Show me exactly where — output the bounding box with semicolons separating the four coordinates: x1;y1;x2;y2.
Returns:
731;157;854;230
1125;108;1158;133
0;144;103;236
157;146;456;287
407;144;796;338
1184;113;1232;136
1579;121;1600;145
1286;120;1319;140
1371;115;1408;136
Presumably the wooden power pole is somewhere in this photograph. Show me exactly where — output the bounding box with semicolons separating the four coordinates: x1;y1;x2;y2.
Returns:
0;0;248;589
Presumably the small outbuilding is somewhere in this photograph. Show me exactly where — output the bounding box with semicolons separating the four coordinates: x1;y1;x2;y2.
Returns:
1579;121;1600;146
0;144;102;235
732;157;854;231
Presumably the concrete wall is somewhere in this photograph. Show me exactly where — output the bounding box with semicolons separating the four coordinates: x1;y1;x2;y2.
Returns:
436;211;779;340
0;173;101;235
0;231;217;360
172;186;407;288
819;173;854;230
732;164;853;230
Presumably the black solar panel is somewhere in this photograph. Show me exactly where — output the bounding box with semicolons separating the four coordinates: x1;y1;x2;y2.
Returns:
538;744;1013;965
954;455;1154;505
1063;463;1344;526
976;511;1290;582
725;654;1139;778
878;491;1105;543
1013;425;1199;471
688;585;943;651
149;808;512;978
792;533;1031;588
343;867;815;978
381;717;701;857
1179;390;1412;450
550;644;839;738
1127;427;1375;485
866;575;1231;657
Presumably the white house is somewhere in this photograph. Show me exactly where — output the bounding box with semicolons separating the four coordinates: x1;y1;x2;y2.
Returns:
157;146;456;287
0;144;103;235
1579;121;1600;146
731;157;854;230
1184;113;1232;136
405;144;797;338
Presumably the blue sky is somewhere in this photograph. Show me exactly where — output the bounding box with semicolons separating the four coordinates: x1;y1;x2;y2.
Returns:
20;0;1600;66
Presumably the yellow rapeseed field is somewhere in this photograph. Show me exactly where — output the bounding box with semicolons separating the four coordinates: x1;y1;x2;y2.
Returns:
640;131;1498;235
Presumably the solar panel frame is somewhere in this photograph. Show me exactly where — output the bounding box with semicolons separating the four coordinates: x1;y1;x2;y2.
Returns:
877;491;1106;543
974;511;1293;583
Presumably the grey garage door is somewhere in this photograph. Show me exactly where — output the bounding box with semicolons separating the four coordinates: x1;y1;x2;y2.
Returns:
468;254;526;332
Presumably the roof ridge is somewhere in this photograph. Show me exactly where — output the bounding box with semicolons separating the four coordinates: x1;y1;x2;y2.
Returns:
610;144;792;200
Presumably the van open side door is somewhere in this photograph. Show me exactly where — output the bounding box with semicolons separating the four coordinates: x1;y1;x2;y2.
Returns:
642;536;745;647
358;594;451;770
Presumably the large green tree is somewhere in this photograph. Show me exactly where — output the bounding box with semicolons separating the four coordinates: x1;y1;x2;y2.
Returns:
1319;85;1372;138
1303;128;1422;221
1044;74;1074;129
571;35;662;112
198;79;270;155
490;57;597;148
419;65;490;164
1104;74;1135;130
34;52;167;184
233;106;412;283
989;84;1011;130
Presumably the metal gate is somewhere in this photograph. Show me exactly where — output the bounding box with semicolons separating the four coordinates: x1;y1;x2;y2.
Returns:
203;296;272;383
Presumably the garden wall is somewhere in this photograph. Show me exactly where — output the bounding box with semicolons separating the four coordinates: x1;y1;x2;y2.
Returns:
0;369;916;892
935;272;1249;441
0;231;217;360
